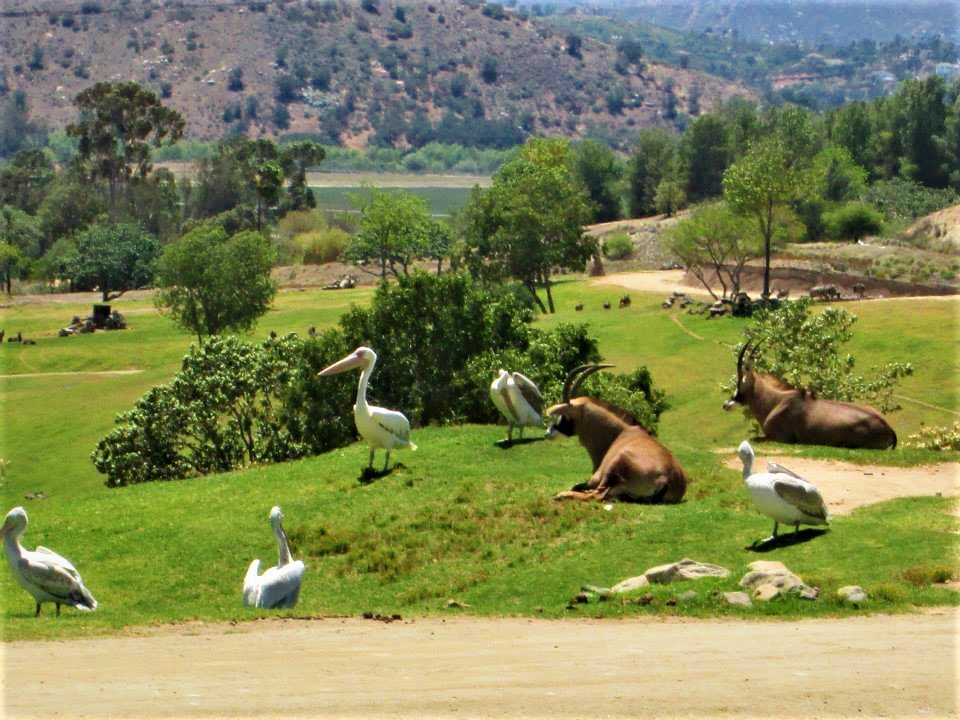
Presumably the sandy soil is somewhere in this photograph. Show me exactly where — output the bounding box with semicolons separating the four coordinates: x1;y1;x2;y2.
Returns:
721;456;960;516
592;269;713;297
3;611;956;720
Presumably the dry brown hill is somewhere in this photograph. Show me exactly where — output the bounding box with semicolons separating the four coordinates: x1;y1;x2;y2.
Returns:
0;0;755;148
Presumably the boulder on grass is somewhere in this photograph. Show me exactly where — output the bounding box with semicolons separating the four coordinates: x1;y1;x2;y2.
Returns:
739;560;818;601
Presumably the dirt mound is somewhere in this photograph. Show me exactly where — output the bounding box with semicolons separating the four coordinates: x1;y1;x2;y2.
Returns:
902;203;960;250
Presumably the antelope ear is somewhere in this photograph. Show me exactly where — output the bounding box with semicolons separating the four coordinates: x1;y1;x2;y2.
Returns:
546;402;573;417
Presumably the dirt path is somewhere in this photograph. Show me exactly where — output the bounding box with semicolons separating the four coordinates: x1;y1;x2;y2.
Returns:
3;611;955;719
721;456;959;516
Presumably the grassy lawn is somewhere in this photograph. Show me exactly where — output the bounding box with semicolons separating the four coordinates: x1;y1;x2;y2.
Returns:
310;186;477;217
0;278;957;640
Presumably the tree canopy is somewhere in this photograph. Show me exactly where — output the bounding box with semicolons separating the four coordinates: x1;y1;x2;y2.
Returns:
69;222;160;301
154;224;276;341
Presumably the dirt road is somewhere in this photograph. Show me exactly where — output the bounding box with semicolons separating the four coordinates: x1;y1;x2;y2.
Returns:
3;611;956;719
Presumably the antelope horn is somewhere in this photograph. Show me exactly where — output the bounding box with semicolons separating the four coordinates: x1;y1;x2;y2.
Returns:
562;363;615;402
736;340;752;386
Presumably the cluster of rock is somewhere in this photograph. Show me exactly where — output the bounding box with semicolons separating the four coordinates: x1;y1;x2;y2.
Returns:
661;291;691;310
59;310;127;336
575;558;868;610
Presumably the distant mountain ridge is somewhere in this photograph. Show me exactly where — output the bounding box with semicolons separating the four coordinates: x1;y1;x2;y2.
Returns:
0;0;756;149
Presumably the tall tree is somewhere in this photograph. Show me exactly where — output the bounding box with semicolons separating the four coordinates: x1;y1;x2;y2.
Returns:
154;224;276;342
681;114;732;202
343;187;431;279
627;128;678;217
0;148;54;214
573;139;622;223
723;138;804;299
67;81;185;218
0;207;42;294
462;138;594;313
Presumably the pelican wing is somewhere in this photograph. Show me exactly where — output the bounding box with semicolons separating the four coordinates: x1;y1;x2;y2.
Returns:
21;551;97;609
256;560;305;609
490;377;513;422
773;478;829;522
372;406;414;446
34;545;79;575
511;372;544;416
767;461;805;480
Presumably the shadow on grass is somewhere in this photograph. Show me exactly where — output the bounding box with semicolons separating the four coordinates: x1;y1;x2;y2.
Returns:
493;437;544;450
357;462;407;484
746;528;829;552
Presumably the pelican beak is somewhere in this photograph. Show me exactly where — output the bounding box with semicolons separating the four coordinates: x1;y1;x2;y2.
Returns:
319;351;364;377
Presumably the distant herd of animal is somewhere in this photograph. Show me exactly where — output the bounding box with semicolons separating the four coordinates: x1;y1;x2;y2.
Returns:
3;335;896;616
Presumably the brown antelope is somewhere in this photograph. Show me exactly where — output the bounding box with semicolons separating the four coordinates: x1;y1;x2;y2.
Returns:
547;365;688;503
724;341;897;449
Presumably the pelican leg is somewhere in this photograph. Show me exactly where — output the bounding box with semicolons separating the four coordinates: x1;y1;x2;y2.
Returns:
56;603;61;617
518;426;524;441
384;450;391;471
507;424;514;445
368;448;375;469
35;602;41;617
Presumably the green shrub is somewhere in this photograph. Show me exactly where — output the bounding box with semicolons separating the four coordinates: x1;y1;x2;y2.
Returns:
901;564;954;586
822;202;884;241
297;227;350;264
602;233;634;260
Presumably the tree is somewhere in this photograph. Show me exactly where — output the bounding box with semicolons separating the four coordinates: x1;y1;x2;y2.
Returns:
627;128;678;217
462;138;594;313
566;33;583;59
654;178;686;217
155;224;276;342
280;141;326;213
37;172;106;252
723;138;804;299
0;207;41;294
343;187;431;279
0;148;54;214
680;114;731;202
67;81;185;218
573;139;622;223
664;202;760;300
70;222;160;301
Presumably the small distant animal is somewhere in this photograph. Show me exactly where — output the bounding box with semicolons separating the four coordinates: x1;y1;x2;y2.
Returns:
269;330;277;340
242;506;305;609
7;331;21;343
618;295;631;308
574;303;584;312
853;282;866;299
308;326;317;337
1;506;98;617
602;301;611;310
0;329;4;343
776;288;790;300
21;338;35;345
809;285;839;301
736;441;829;545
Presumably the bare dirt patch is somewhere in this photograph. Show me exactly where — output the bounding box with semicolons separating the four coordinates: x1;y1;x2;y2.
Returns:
592;269;712;297
3;611;956;719
721;455;960;516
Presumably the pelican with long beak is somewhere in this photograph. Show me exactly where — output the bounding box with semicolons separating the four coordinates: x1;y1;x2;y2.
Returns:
242;506;305;609
319;346;417;471
490;369;544;444
736;441;830;544
1;506;98;617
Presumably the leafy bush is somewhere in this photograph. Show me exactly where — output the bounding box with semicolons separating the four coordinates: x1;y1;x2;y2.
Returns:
864;178;959;222
822;202;884;241
736;297;912;412
92;334;356;486
602;233;634;260
905;422;960;451
296;227;350;264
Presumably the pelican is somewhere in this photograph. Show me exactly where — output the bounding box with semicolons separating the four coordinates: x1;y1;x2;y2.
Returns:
319;346;416;471
489;369;543;443
736;441;830;544
1;506;98;617
242;506;305;609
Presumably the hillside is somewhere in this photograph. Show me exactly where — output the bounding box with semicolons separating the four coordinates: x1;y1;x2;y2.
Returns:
0;0;754;149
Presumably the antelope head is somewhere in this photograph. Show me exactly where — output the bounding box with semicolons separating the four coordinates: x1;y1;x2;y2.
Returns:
724;340;760;410
545;364;615;438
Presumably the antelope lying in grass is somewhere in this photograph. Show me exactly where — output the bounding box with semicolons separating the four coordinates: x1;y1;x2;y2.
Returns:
724;341;897;449
547;365;688;503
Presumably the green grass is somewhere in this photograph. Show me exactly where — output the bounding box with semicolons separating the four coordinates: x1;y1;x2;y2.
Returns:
0;280;957;640
310;186;476;217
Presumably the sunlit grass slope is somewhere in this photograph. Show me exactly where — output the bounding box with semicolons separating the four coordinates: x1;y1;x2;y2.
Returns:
0;277;956;640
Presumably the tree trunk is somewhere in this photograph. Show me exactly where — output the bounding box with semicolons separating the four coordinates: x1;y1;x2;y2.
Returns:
524;280;547;314
544;274;556;314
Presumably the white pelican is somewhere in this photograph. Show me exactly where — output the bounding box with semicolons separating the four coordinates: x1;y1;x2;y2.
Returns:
319;346;416;471
489;369;543;443
242;506;305;609
1;506;98;617
736;441;830;544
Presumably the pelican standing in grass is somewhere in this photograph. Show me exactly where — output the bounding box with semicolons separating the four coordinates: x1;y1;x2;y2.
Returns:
736;441;830;544
490;369;543;444
242;506;305;609
319;346;416;471
1;506;98;617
